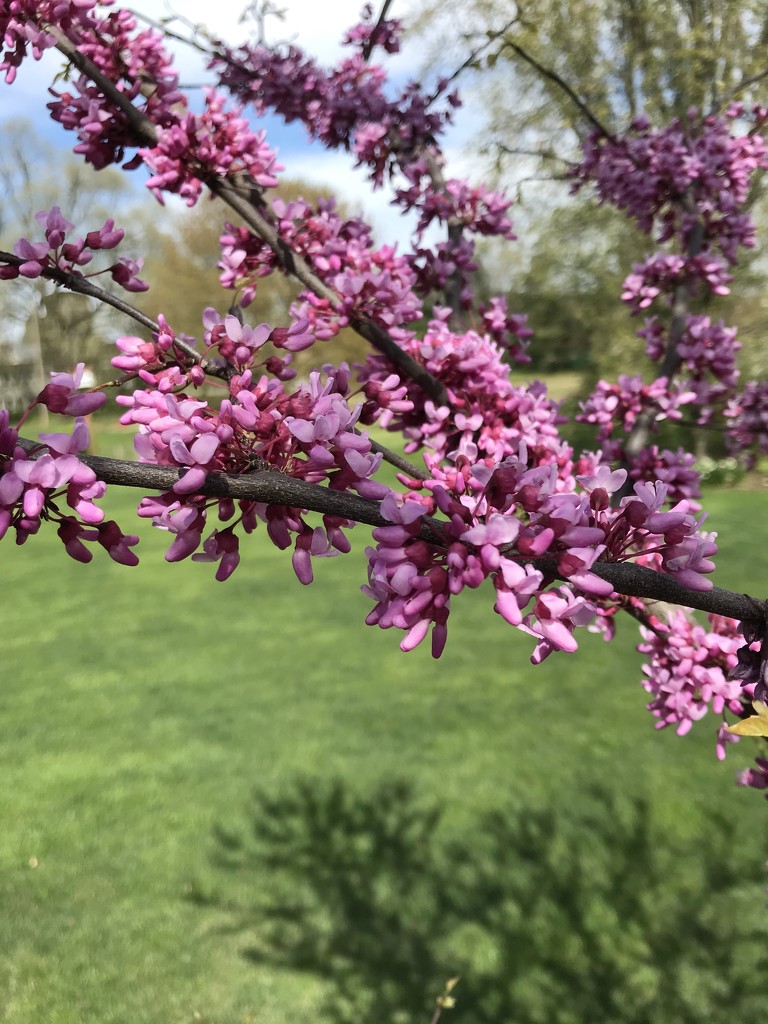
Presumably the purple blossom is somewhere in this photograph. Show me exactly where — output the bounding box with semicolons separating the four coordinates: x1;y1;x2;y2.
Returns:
37;363;106;417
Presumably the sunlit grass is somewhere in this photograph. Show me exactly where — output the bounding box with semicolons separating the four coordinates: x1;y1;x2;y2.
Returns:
1;441;767;1021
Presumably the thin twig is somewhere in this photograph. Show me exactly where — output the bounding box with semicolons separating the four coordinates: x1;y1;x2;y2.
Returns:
424;17;520;109
495;143;574;165
0;250;159;334
365;435;429;480
712;65;768;116
0;251;225;375
501;39;615;141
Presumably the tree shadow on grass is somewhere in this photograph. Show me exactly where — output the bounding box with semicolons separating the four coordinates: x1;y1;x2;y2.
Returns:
190;778;768;1024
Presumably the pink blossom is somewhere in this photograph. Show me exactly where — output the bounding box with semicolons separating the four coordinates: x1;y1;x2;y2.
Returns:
37;363;106;417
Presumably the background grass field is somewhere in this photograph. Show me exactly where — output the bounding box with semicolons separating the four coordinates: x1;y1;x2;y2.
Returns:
2;442;768;1022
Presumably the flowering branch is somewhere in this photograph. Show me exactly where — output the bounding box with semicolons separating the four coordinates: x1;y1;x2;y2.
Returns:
208;178;450;403
49;21;450;407
14;435;765;626
3;1;768;799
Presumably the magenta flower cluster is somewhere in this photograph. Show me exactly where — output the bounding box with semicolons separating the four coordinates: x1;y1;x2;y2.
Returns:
365;456;717;659
0;402;138;564
576;105;767;451
46;5;184;171
575;108;767;252
114;311;391;583
358;308;553;466
0;1;103;84
725;381;768;464
141;88;281;207
577;374;693;442
637;611;746;756
210;10;510;307
0;206;147;292
219;197;422;338
6;2;279;212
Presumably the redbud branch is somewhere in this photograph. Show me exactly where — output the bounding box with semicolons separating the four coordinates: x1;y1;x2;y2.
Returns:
16;436;766;626
120;8;464;379
0;250;223;377
361;434;430;480
49;24;450;409
49;26;158;147
209;178;450;404
18;435;446;542
361;0;394;62
615;595;665;636
0;250;159;333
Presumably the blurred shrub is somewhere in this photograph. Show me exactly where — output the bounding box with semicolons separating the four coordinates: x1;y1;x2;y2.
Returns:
191;778;768;1024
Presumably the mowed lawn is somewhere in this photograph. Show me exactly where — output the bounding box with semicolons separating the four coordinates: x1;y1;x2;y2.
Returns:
1;478;768;1023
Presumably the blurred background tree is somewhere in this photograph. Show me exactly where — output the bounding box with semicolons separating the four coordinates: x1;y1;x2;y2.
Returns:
412;0;768;381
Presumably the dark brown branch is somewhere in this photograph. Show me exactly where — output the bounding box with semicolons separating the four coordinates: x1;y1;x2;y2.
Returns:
17;436;445;544
361;0;394;62
0;250;159;333
530;556;765;625
50;26;159;146
209;179;447;403
16;437;766;626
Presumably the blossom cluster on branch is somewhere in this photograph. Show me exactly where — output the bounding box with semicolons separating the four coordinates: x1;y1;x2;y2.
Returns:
2;1;768;797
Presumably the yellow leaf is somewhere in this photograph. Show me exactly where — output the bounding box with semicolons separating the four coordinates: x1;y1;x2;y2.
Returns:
727;701;768;736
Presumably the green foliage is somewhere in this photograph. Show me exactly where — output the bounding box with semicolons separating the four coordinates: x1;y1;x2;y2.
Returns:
417;0;768;148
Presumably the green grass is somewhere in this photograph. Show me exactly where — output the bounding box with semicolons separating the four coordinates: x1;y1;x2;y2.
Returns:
1;479;768;1023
